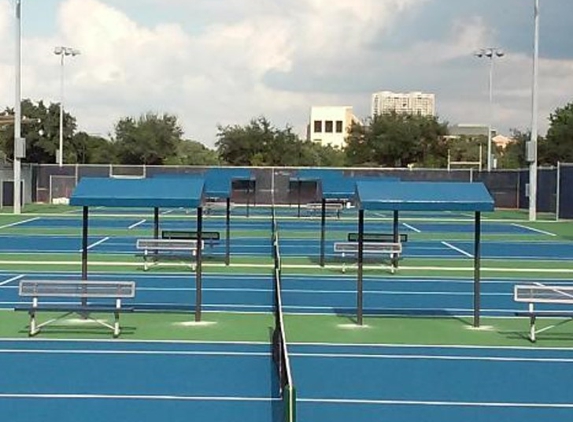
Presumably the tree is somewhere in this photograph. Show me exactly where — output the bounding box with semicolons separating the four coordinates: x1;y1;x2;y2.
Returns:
216;117;291;166
164;139;221;165
70;132;116;164
543;102;573;165
345;113;449;167
114;113;183;165
0;99;76;164
447;135;485;162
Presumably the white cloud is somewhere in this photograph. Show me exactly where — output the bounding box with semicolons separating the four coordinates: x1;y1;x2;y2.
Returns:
1;0;571;149
53;0;427;144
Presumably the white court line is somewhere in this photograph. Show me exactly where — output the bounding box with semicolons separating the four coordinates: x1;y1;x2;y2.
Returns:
441;241;473;258
301;397;573;409
402;222;421;233
0;274;25;287
82;236;110;252
128;219;146;229
293;352;573;363
161;209;175;215
0;393;277;402
0;217;40;230
0;349;270;357
512;223;557;237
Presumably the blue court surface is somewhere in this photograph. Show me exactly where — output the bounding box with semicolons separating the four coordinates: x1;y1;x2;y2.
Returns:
0;340;281;422
1;234;571;261
2;271;572;317
291;343;573;422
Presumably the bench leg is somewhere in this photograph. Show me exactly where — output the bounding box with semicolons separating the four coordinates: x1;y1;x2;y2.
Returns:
341;253;346;273
113;311;120;338
529;314;537;343
29;309;39;337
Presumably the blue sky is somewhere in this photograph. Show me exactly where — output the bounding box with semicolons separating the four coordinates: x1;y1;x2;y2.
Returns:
0;0;572;146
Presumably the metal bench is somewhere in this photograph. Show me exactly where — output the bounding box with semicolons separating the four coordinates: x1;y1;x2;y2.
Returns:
306;202;343;218
161;230;220;248
347;233;409;243
514;284;573;342
15;280;136;338
204;200;235;215
334;241;402;274
136;238;202;271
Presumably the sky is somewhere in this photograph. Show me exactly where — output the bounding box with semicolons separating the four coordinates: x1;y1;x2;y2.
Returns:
0;0;572;148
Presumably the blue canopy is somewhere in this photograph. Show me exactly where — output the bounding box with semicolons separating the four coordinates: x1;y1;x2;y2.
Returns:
70;177;204;208
291;168;344;182
322;176;400;200
355;181;494;212
152;168;253;199
204;168;254;198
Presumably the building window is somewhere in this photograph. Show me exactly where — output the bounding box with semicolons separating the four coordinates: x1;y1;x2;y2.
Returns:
325;120;333;133
313;120;322;133
335;120;343;133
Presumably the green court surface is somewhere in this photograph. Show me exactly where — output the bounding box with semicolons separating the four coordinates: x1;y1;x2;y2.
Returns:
1;309;573;348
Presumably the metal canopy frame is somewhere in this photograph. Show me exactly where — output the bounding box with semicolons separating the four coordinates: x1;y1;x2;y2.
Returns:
71;177;208;322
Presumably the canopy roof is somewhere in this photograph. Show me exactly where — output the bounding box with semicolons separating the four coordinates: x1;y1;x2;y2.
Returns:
355;181;494;212
70;177;204;208
290;168;344;182
322;176;400;200
204;168;254;198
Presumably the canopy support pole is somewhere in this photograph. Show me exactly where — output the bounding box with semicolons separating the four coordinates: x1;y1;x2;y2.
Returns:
473;211;482;328
392;210;399;270
81;206;88;306
153;207;159;239
196;207;203;322
297;179;302;218
320;198;326;267
225;197;231;266
357;209;364;325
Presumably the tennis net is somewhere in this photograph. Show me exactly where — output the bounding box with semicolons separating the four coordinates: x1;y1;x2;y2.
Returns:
272;220;296;422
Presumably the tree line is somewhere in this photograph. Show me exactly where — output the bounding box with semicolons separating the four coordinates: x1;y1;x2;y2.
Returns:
1;98;573;169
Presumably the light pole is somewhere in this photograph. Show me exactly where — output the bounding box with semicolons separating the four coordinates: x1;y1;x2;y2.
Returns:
474;47;504;172
13;0;22;214
54;46;80;167
528;0;540;221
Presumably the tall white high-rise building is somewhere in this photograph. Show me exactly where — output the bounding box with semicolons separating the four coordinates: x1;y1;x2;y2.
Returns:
371;91;435;117
308;106;359;149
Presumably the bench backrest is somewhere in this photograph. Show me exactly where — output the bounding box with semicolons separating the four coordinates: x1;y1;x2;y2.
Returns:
514;284;573;304
136;238;201;250
161;230;220;241
19;280;136;298
307;203;343;210
347;233;408;243
334;242;402;253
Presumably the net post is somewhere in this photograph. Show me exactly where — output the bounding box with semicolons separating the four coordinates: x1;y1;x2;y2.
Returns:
284;385;296;422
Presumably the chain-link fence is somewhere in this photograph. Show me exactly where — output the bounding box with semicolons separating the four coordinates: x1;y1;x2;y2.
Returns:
1;163;569;217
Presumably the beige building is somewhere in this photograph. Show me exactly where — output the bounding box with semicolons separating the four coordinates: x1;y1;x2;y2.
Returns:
308;106;359;149
372;91;435;117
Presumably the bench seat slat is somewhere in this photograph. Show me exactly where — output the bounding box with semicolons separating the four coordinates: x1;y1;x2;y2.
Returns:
15;305;135;313
161;230;220;241
334;242;402;253
347;232;408;243
19;280;136;298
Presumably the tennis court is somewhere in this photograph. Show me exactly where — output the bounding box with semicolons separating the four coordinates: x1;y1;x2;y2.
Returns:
1;196;573;421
